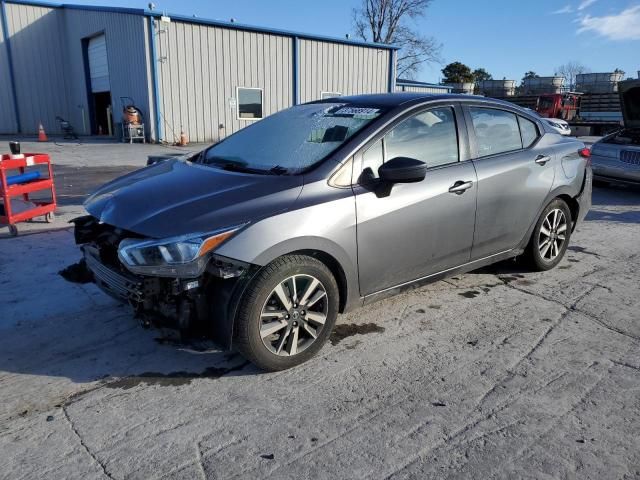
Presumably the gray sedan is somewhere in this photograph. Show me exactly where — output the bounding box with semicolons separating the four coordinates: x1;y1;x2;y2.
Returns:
75;93;592;371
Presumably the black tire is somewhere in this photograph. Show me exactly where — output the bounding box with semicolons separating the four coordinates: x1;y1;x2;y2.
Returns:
525;198;572;271
234;254;339;371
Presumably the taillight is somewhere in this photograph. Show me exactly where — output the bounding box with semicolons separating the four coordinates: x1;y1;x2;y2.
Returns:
579;147;591;165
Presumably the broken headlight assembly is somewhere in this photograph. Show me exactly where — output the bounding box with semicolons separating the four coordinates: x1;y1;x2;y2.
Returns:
118;225;244;277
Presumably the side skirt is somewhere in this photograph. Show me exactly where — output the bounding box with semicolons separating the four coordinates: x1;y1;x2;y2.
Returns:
362;249;523;306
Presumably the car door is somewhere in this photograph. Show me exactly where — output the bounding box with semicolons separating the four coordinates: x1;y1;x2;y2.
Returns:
465;105;555;260
354;104;477;296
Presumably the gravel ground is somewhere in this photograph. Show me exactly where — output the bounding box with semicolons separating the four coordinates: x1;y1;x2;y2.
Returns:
0;182;638;479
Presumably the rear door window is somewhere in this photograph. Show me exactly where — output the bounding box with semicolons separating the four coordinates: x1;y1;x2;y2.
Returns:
518;116;539;148
470;107;522;157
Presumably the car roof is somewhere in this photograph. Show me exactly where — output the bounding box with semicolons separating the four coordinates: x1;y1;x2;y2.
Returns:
313;93;530;111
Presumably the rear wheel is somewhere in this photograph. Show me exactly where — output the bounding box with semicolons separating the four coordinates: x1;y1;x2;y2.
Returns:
234;255;339;371
525;198;572;271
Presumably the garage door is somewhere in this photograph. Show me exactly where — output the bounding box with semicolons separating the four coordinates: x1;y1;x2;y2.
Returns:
88;34;110;92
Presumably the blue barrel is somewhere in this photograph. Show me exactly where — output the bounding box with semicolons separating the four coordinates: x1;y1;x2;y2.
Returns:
6;171;40;186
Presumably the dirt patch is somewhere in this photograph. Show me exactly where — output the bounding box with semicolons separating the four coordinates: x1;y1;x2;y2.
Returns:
330;323;385;346
59;260;93;284
459;290;481;299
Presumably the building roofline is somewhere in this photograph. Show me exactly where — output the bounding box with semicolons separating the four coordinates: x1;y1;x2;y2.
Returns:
5;0;400;50
396;78;450;89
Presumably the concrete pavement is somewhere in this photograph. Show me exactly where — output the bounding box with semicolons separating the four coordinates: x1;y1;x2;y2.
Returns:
0;185;638;479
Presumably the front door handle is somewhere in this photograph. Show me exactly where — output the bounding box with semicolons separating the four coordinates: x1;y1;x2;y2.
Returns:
535;154;551;165
448;180;473;194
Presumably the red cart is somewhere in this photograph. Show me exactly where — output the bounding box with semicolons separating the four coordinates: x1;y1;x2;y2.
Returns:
0;153;57;236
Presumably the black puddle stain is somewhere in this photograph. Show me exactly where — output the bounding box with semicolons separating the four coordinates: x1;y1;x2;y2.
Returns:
105;362;249;389
330;323;385;346
568;258;580;263
415;308;426;314
467;340;478;346
459;290;480;298
59;260;93;284
432;402;447;407
559;265;572;270
260;454;275;460
429;305;442;309
568;246;600;257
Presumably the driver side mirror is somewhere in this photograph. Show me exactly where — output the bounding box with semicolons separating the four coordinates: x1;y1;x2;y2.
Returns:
378;157;427;183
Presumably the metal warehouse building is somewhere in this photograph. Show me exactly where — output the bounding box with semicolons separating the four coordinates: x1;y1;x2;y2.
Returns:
0;0;398;142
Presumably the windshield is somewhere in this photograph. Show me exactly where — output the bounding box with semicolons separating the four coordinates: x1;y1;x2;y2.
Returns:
200;103;384;174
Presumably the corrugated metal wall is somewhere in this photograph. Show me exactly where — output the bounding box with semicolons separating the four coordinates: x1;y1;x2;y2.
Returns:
298;39;390;103
2;2;150;136
3;2;68;134
155;20;293;143
62;8;150;136
0;9;18;133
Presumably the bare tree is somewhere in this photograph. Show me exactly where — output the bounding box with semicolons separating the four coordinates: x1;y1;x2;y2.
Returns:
556;61;590;90
353;0;442;79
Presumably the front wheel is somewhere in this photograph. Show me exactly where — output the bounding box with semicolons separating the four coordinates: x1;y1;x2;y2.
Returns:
525;198;572;271
234;255;339;371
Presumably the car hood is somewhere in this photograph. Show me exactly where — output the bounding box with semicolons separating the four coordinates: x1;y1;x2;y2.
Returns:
84;159;303;238
618;80;640;128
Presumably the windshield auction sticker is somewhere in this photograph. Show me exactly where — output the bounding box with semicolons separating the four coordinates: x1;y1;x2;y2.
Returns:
332;107;381;116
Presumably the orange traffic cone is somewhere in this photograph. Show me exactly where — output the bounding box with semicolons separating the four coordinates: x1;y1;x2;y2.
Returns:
38;122;48;142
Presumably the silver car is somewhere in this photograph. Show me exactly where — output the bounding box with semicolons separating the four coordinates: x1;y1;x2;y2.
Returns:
591;80;640;185
75;94;592;371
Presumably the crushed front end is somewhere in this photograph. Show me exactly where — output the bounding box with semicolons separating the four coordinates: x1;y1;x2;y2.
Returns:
72;215;257;347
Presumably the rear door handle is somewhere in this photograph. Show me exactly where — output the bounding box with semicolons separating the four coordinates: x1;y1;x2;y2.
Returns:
448;180;473;194
535;155;551;165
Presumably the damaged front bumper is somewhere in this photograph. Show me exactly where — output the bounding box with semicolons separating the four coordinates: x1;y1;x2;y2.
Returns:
75;216;259;348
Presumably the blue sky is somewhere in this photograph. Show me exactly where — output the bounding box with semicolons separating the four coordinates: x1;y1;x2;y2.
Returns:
64;0;640;83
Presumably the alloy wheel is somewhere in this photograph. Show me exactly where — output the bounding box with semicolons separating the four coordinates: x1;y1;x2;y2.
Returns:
538;208;567;261
260;274;328;356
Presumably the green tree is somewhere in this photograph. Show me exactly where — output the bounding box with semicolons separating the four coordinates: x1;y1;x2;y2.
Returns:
442;62;474;83
472;68;492;82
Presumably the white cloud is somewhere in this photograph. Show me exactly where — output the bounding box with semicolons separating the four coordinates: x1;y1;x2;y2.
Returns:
577;0;597;11
577;5;640;40
552;4;573;14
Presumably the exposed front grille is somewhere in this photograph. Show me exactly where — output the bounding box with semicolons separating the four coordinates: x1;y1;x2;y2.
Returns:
83;246;144;302
620;150;640;166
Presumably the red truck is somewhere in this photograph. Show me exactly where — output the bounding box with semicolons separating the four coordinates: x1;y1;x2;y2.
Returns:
509;92;622;135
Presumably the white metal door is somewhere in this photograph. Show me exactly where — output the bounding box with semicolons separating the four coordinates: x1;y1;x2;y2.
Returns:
88;34;110;92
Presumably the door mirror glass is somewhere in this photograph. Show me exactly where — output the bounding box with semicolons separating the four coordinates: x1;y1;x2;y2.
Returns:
378;157;427;183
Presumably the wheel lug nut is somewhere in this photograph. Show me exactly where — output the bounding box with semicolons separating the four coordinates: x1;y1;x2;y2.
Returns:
301;310;306;315
285;314;290;319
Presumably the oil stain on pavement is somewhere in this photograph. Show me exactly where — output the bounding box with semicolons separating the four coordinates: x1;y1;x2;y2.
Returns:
105;361;249;389
330;323;385;346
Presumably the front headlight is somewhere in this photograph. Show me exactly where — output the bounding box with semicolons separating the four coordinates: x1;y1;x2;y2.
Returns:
118;225;244;277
